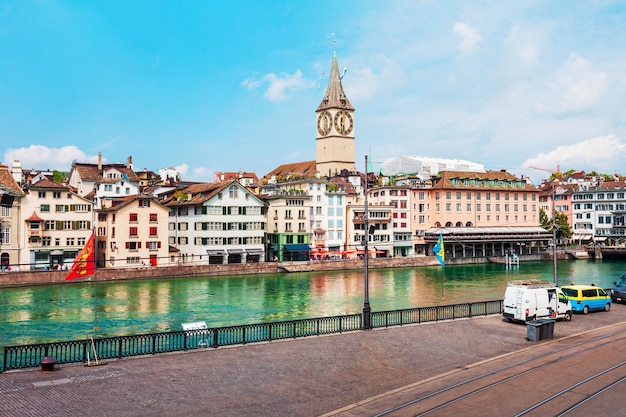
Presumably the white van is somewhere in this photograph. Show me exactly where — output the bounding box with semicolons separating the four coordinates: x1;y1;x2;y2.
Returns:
503;280;573;322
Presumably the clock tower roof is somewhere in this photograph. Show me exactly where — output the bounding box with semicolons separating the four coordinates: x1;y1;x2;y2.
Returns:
317;51;354;112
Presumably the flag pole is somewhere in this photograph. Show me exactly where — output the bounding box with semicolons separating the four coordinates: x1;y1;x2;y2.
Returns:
91;209;102;365
433;231;445;299
65;208;101;365
93;222;98;337
441;266;444;299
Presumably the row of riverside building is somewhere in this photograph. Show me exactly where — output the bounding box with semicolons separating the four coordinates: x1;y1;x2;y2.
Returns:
1;51;623;271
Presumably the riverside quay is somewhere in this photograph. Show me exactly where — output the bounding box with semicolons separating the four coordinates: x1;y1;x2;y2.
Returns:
1;302;626;416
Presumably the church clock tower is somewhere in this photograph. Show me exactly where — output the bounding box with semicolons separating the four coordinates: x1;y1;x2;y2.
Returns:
316;52;355;177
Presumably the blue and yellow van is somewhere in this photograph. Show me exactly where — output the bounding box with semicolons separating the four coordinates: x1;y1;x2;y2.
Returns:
560;285;611;314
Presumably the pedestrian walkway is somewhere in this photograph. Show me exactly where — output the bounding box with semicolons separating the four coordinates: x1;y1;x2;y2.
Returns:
1;305;625;417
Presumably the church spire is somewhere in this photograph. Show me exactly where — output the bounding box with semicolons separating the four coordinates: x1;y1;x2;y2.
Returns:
317;51;353;111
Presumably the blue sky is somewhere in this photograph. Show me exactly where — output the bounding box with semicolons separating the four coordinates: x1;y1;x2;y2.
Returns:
2;0;626;185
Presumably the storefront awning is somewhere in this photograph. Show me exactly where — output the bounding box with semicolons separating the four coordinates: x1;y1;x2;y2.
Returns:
228;249;245;254
207;250;225;256
284;244;311;252
594;236;608;242
246;249;264;255
572;234;593;241
50;250;63;256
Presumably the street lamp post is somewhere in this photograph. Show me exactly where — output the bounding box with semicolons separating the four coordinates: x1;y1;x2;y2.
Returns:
362;155;371;330
552;181;558;286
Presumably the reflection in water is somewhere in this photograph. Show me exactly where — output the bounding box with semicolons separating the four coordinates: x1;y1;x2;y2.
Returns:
0;260;624;347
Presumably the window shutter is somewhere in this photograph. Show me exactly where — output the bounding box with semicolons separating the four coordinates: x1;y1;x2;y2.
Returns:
138;242;142;249
126;242;130;249
158;241;161;248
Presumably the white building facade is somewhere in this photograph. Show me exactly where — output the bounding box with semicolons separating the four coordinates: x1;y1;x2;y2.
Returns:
167;181;266;264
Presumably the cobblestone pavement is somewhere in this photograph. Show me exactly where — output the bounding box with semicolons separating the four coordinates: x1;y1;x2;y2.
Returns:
2;304;625;417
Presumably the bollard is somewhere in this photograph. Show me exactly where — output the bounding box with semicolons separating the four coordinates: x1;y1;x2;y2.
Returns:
40;356;58;372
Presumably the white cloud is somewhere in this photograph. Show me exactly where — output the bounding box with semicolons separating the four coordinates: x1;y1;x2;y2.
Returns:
241;69;312;102
504;24;540;63
536;53;608;114
173;163;189;179
189;166;214;182
3;145;99;170
453;22;482;54
522;135;626;182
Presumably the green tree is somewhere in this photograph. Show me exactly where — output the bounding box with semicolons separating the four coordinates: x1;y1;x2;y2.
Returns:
174;190;188;202
555;211;571;239
52;170;67;183
539;208;571;239
539;207;551;230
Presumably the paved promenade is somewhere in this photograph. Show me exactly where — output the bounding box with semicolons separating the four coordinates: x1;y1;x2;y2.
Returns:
1;304;625;417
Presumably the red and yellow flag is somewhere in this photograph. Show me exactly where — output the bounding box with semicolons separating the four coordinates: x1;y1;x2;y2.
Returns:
66;232;95;280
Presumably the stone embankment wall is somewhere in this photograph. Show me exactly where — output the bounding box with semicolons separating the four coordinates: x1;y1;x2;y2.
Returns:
0;252;564;288
0;257;441;288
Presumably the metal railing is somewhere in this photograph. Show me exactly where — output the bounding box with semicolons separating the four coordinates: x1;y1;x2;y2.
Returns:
2;300;502;372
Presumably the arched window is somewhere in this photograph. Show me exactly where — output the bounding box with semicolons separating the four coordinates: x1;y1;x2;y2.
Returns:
434;222;441;227
445;221;453;227
0;252;9;269
455;222;463;227
466;222;473;227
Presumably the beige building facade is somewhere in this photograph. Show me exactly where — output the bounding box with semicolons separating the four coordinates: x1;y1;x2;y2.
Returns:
96;195;171;268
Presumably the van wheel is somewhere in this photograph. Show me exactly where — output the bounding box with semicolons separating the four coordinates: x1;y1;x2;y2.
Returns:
583;305;589;314
605;303;611;312
564;311;572;321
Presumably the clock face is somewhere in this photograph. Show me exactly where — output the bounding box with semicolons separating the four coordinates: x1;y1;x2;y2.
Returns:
317;111;332;136
334;110;353;135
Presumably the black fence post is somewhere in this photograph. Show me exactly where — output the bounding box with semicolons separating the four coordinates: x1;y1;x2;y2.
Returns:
212;329;219;348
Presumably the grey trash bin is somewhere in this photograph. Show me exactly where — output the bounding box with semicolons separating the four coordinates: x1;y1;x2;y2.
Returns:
536;319;555;339
527;319;555;341
526;320;543;341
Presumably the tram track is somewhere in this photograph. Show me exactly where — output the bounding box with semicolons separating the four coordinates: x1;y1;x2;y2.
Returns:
555;373;626;416
369;327;626;417
516;361;626;416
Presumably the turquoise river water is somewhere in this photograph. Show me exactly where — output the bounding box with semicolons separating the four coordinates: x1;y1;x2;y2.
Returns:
1;259;625;348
